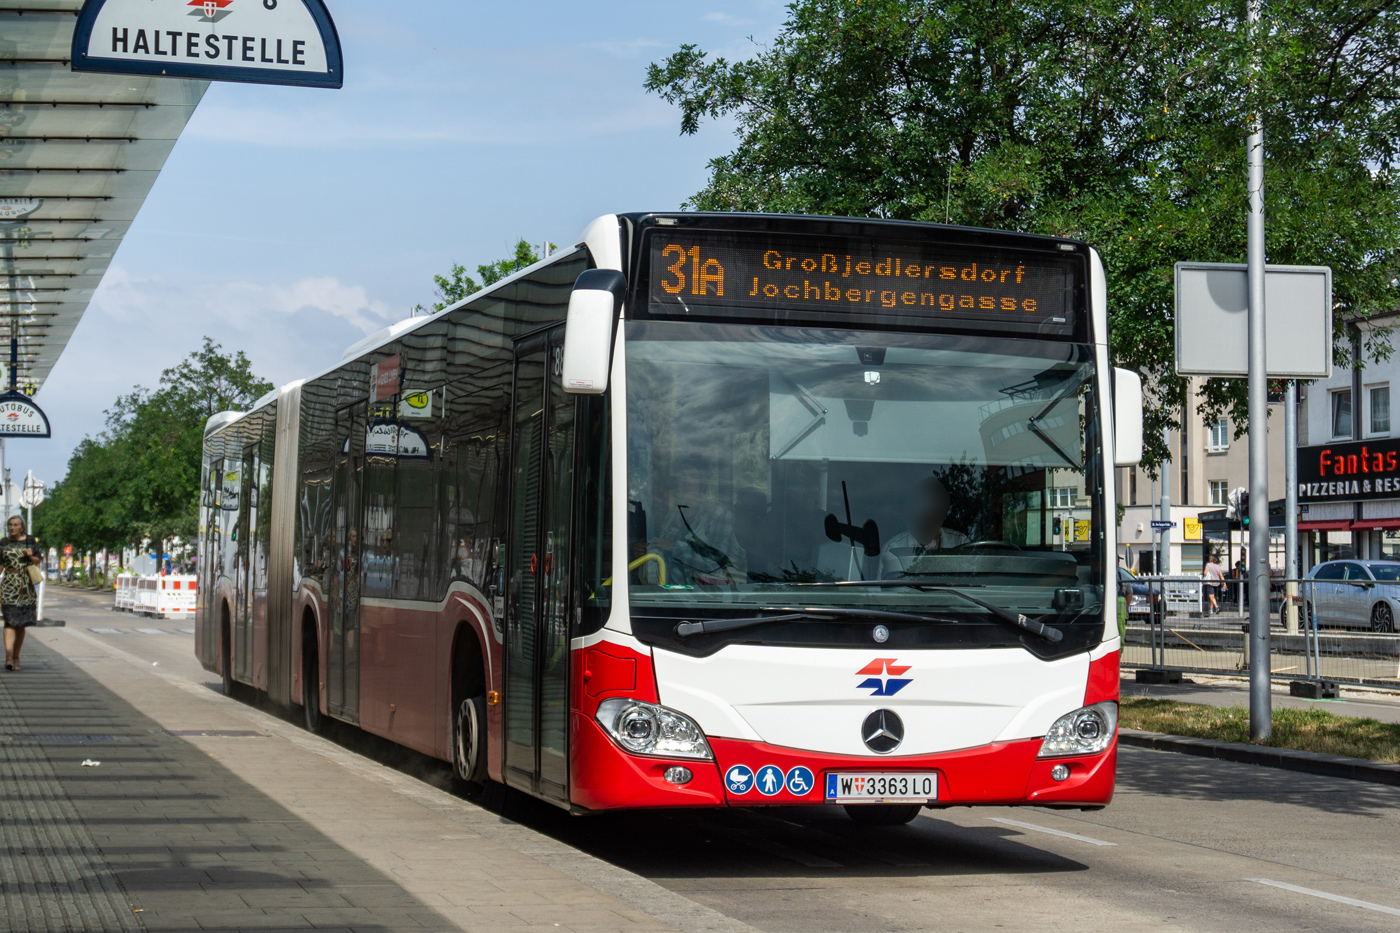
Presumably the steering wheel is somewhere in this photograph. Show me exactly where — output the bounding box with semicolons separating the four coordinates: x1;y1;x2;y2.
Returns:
953;540;1023;551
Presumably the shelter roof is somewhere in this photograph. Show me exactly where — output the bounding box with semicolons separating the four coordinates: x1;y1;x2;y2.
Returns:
1;0;206;391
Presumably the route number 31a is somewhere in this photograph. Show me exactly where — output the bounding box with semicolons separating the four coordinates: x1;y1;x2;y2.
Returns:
659;244;725;297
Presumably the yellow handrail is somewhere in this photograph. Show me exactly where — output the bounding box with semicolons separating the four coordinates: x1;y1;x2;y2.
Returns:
602;553;667;587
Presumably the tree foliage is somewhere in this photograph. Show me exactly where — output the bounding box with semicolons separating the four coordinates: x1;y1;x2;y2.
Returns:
419;239;555;313
33;338;272;559
645;0;1400;469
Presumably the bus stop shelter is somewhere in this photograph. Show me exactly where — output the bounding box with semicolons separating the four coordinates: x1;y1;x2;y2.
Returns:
2;1;206;392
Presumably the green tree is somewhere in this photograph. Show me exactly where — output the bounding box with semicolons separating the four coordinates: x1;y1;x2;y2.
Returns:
645;0;1400;468
418;239;555;313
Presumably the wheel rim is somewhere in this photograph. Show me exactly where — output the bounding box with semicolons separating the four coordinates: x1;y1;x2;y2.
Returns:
455;698;482;782
1374;604;1394;634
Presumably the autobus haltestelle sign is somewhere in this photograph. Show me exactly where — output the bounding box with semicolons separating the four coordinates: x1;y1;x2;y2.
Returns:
0;393;52;439
72;0;343;88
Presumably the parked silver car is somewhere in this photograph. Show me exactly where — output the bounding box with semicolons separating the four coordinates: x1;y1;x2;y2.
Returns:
1299;560;1400;632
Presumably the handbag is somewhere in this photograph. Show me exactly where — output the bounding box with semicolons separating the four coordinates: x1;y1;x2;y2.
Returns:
25;564;42;586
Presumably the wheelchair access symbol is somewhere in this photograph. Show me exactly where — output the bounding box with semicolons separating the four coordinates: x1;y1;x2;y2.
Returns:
725;764;755;795
785;766;815;796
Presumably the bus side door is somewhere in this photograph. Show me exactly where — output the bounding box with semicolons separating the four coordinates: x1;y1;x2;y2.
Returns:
327;402;365;723
504;327;575;805
235;444;256;683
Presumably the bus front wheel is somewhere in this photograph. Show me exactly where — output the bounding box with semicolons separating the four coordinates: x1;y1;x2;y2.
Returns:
453;695;504;806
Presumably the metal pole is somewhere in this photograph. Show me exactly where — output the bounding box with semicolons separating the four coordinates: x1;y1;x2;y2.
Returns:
1284;382;1299;634
1160;426;1172;575
1246;0;1272;741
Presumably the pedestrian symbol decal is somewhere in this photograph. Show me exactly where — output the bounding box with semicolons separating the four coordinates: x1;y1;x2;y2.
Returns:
756;764;784;796
725;764;755;795
785;766;815;796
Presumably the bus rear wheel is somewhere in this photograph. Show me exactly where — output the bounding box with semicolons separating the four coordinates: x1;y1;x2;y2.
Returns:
220;610;233;698
453;695;504;806
844;803;922;826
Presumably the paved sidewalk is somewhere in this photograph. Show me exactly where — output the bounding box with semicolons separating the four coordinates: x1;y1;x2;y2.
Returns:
0;593;755;933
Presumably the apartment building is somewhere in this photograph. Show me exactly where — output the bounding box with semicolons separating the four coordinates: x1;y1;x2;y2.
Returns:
1118;378;1288;575
1296;313;1400;563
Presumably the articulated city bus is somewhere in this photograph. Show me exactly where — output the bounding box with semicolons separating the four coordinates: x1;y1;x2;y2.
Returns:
197;213;1143;823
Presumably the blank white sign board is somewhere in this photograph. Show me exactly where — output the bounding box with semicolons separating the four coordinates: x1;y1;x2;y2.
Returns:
1174;263;1332;378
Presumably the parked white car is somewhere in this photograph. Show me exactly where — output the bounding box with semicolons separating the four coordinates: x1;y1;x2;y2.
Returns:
1299;560;1400;633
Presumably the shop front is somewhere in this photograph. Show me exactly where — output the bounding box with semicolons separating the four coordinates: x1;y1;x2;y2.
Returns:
1297;436;1400;566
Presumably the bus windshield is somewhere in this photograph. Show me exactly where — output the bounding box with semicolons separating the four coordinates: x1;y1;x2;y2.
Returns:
623;320;1105;627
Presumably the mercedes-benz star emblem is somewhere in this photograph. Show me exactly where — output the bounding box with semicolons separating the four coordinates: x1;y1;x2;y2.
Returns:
861;709;904;754
872;624;890;643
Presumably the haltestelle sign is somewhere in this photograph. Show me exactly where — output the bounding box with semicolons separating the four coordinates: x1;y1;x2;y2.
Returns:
72;0;343;88
1298;437;1400;503
0;393;52;439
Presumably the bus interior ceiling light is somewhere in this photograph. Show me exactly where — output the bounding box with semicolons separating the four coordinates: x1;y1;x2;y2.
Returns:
1037;702;1118;758
595;698;713;759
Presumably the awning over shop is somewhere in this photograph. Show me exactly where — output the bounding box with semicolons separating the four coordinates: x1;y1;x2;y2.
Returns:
1;1;206;392
1298;519;1354;532
1352;518;1400;531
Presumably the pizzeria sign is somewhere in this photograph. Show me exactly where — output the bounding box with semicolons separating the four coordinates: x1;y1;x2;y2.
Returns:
1299;436;1400;503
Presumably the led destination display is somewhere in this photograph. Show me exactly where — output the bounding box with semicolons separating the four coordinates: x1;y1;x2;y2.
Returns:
645;230;1079;333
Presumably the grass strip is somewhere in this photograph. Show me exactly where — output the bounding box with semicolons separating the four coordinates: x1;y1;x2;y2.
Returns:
1120;698;1400;763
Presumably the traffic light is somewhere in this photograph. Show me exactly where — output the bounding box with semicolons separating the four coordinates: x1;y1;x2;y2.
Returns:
1239;491;1250;528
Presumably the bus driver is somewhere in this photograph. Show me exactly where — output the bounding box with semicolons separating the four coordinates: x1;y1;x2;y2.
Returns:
879;475;969;576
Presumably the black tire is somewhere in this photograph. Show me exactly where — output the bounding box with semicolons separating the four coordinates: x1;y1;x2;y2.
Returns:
843;803;922;826
453;694;505;806
302;633;323;734
1372;602;1395;634
220;613;233;697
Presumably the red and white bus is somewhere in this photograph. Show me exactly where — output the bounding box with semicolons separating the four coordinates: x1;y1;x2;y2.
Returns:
198;213;1142;823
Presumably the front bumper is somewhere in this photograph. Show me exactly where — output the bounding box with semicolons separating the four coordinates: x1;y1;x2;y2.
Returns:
569;712;1117;811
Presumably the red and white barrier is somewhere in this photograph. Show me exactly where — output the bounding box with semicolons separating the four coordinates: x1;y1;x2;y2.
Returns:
114;573;196;618
114;573;138;611
156;575;197;618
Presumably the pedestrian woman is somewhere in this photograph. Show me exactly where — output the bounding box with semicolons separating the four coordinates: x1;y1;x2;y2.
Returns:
2;516;42;671
1203;552;1225;615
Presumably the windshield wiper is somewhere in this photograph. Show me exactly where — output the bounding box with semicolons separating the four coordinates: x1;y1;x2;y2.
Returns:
788;580;1064;644
674;605;959;638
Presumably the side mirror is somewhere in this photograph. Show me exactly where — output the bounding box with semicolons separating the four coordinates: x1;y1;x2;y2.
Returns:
562;269;625;395
1112;367;1143;467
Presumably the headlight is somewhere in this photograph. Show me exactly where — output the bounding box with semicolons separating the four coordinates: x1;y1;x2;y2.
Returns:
595;698;713;760
1037;701;1118;758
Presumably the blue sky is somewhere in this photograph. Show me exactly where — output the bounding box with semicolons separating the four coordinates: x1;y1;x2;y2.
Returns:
23;0;786;485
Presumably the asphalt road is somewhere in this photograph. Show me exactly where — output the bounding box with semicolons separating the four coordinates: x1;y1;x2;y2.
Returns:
42;586;1400;933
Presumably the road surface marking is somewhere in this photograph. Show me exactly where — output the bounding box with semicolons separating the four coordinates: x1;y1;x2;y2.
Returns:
87;628;121;634
136;628;168;635
1249;879;1400;917
989;817;1116;846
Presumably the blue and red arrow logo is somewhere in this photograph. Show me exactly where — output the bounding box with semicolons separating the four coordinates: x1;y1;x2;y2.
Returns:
856;658;911;696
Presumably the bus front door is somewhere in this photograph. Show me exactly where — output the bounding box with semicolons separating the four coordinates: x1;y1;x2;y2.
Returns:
505;328;575;805
327;404;365;723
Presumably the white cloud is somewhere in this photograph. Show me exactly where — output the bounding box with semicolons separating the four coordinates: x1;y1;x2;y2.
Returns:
94;265;395;335
587;37;668;58
24;267;398;485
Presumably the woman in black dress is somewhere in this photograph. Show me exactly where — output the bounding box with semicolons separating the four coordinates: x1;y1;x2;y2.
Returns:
2;515;42;671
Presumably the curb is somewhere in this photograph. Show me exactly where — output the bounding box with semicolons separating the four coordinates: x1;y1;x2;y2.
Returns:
1120;728;1400;787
